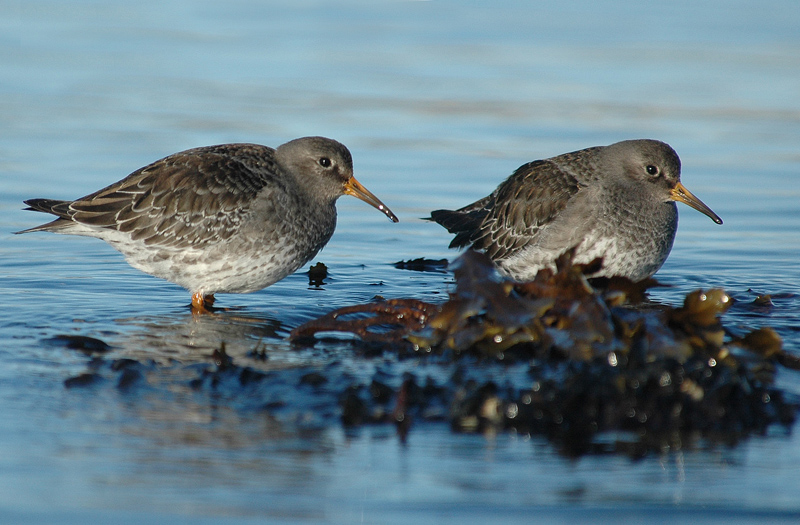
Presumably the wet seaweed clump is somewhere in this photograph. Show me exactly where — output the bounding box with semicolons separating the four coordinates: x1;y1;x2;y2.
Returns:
291;250;799;455
307;262;328;287
393;257;449;273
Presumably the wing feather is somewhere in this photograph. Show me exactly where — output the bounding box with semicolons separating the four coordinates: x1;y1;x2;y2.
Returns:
59;144;283;248
431;159;582;260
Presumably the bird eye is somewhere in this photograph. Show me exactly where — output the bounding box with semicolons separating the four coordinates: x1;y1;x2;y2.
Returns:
318;157;332;168
646;165;660;176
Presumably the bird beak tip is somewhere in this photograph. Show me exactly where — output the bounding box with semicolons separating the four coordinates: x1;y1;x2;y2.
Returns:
345;176;399;223
671;182;722;225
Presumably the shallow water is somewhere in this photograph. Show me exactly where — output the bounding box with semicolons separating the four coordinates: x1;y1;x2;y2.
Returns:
2;0;800;522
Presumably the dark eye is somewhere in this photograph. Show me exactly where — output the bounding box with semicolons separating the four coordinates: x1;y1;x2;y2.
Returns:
646;165;660;176
318;157;332;168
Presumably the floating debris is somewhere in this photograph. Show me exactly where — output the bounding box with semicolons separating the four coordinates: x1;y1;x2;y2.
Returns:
307;262;328;287
393;258;449;273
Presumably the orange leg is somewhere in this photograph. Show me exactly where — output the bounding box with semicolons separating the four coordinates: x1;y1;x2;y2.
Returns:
191;292;215;313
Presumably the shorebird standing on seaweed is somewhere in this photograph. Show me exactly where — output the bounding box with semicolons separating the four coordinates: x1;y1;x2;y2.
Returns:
430;139;722;281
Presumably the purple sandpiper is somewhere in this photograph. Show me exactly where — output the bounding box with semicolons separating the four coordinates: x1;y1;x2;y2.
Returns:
18;137;398;310
430;139;721;281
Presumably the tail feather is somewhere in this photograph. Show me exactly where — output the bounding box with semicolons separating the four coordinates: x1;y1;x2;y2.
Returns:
23;198;72;216
15;199;74;234
429;208;486;250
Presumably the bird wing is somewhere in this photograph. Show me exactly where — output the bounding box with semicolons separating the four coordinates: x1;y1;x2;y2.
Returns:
435;160;582;260
65;144;283;248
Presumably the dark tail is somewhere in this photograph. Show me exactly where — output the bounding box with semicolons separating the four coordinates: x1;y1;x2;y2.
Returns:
23;198;72;216
429;208;485;250
15;199;73;234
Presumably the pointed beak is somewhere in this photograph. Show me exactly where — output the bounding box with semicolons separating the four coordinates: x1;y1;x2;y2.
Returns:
670;182;723;225
343;176;399;223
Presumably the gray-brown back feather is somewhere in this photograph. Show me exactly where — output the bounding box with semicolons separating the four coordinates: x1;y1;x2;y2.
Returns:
19;144;285;247
430;159;582;260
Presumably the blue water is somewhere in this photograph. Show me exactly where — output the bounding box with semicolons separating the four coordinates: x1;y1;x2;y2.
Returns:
2;0;800;522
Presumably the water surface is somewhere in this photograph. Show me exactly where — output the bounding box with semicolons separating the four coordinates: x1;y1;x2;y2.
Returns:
2;0;800;522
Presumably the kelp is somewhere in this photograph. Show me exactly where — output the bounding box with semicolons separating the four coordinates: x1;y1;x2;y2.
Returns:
290;250;798;455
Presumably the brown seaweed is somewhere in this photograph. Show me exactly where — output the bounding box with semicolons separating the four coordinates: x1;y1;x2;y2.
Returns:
290;298;437;349
289;250;798;455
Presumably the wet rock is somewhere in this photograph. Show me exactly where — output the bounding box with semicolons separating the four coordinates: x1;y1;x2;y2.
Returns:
117;368;144;390
300;371;327;387
46;335;112;354
239;367;269;386
110;358;140;371
64;372;103;388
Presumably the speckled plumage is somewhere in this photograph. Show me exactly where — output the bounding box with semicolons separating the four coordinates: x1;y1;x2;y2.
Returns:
18;137;398;309
430;139;722;281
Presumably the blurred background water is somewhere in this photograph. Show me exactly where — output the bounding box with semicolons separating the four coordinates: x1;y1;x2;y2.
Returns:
2;0;800;522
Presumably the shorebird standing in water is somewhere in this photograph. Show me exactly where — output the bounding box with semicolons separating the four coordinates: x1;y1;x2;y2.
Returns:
18;137;399;311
